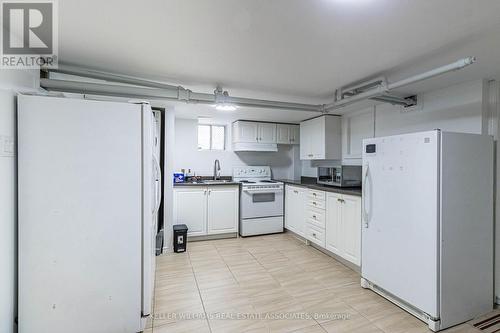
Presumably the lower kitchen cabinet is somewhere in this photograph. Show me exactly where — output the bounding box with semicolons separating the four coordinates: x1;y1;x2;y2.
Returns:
173;185;239;237
285;184;362;266
207;186;239;234
325;192;342;255
173;187;207;236
326;192;362;266
284;185;307;236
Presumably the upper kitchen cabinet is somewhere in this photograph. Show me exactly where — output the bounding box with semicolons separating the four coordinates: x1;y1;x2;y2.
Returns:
290;125;300;144
232;121;276;143
258;122;277;143
300;115;341;160
277;124;300;144
342;107;375;160
232;121;259;143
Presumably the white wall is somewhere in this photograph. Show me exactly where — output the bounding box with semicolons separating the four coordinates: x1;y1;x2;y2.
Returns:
163;111;175;252
0;70;39;333
174;118;300;180
302;79;487;177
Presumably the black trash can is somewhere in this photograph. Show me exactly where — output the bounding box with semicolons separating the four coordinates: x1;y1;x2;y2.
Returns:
173;224;188;253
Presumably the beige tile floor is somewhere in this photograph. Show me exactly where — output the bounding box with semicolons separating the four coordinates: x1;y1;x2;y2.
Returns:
145;233;483;333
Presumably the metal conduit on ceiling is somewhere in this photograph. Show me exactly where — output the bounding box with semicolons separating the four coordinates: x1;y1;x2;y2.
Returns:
40;56;476;113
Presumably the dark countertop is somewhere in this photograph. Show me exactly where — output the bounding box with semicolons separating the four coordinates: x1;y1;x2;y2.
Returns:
174;181;240;187
174;176;240;187
276;177;362;197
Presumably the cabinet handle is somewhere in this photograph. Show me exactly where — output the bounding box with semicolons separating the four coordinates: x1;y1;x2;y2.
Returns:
313;193;316;196
293;190;298;194
208;190;211;195
308;154;313;157
313;215;317;219
312;233;317;238
204;190;207;195
313;201;317;205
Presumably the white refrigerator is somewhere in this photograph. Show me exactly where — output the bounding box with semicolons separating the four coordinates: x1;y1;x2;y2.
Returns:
17;95;161;333
361;130;494;331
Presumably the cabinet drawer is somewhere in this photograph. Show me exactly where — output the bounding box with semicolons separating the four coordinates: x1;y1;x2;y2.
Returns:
308;198;325;210
308;189;326;202
306;223;325;247
307;207;325;229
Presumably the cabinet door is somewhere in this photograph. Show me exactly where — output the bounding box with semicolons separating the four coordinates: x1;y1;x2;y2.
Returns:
295;187;307;236
325;192;342;255
173;187;207;236
285;185;306;236
342;108;375;159
300;121;312;159
207;186;239;234
258;123;277;143
277;124;291;144
285;186;296;232
341;195;362;265
234;121;259;143
289;125;300;145
310;117;325;159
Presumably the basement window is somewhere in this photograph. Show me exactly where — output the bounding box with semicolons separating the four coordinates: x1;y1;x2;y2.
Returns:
198;125;225;150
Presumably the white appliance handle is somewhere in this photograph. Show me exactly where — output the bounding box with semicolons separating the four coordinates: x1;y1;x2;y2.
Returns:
153;155;162;214
243;189;283;194
362;164;371;228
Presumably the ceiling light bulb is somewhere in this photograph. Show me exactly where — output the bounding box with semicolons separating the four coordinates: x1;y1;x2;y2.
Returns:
214;104;237;111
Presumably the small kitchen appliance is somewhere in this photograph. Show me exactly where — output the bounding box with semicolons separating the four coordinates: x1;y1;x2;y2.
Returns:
317;165;362;187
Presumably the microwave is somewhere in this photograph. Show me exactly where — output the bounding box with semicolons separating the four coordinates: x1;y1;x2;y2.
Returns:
317;166;362;187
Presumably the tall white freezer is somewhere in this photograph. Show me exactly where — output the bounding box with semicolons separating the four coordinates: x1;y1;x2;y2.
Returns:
361;130;494;331
17;95;160;333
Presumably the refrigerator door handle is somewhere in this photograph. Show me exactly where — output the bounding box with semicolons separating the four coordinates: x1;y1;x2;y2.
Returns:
362;164;370;228
153;155;162;214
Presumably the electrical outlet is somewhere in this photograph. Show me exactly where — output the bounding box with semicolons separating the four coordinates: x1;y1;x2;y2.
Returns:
0;135;15;157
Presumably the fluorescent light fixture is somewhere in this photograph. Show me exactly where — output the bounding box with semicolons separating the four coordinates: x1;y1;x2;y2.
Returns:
214;103;238;111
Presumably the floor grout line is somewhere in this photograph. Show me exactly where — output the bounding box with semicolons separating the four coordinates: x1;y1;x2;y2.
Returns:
187;249;214;333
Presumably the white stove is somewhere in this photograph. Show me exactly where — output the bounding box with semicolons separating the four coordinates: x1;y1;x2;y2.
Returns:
233;166;284;236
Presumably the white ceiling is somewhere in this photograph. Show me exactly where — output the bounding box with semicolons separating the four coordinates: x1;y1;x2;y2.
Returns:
58;0;500;121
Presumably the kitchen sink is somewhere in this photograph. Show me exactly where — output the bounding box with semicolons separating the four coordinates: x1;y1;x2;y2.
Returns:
201;179;232;184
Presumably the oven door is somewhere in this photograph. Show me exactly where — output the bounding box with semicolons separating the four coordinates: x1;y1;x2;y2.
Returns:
241;188;284;219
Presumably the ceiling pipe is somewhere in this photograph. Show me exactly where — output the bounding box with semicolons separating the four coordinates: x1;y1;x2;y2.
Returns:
325;56;476;111
39;78;323;112
45;65;323;112
41;57;475;113
46;64;180;90
40;78;182;99
387;57;476;90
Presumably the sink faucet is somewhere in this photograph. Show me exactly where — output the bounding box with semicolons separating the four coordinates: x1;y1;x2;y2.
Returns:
213;159;221;180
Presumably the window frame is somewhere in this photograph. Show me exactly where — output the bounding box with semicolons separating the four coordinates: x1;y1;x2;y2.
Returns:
197;124;226;151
